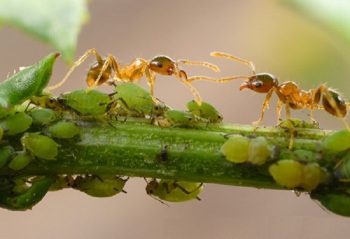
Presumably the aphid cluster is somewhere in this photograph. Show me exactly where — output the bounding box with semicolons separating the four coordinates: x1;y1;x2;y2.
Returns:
0;51;349;216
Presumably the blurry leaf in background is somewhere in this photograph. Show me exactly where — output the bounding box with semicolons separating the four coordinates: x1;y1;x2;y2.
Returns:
285;0;350;44
0;0;89;63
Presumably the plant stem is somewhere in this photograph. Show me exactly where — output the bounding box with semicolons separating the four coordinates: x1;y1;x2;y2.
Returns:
0;119;329;190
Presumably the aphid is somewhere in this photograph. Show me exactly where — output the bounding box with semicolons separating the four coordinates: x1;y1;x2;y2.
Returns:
0;176;54;211
47;121;80;139
0;112;32;135
186;100;223;123
269;159;327;191
21;133;58;160
47;48;221;105
311;191;350;217
0;53;59;110
334;152;350;181
59;89;111;116
269;159;304;188
8;152;32;171
164;110;204;127
73;175;127;197
278;118;320;149
0;146;14;169
30;108;57;125
110;82;169;118
208;51;349;128
322;129;350;154
49;175;74;191
221;135;250;163
221;135;272;165
248;137;272;165
145;179;203;202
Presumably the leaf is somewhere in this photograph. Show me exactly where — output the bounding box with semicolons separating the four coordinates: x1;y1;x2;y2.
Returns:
0;0;89;62
0;53;59;108
284;0;350;43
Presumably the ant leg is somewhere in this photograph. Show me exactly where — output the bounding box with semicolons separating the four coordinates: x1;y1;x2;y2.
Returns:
145;68;159;103
187;75;249;83
47;48;104;91
252;88;274;126
179;77;203;105
178;59;220;72
88;54;115;90
210;51;256;74
276;99;283;125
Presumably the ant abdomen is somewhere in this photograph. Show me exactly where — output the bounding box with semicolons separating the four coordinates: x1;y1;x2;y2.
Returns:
86;61;112;87
322;89;347;118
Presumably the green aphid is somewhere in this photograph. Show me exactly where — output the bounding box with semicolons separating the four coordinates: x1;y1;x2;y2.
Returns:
8;152;32;171
112;83;159;117
221;135;249;163
0;176;54;211
301;163;329;192
186;100;223;123
146;179;203;202
334;153;350;181
248;137;271;165
293;149;318;163
0;112;32;135
322;129;350;154
30;108;57;125
60;89;110;116
49;176;74;191
73;175;127;197
0;53;59;109
21;133;58;160
278;118;319;129
311;192;350;217
47;121;80;139
165;110;202;127
0;146;14;169
269;159;304;188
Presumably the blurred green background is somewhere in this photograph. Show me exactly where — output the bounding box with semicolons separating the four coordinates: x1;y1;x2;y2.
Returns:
0;1;349;238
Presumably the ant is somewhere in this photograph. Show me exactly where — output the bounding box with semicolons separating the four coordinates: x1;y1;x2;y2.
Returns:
47;48;221;105
202;51;349;129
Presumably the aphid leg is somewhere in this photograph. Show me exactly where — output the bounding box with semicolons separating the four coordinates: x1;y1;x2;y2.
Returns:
47;48;104;91
177;71;202;105
319;85;350;130
174;182;202;201
187;75;249;83
178;59;220;72
252;88;274;126
210;51;256;74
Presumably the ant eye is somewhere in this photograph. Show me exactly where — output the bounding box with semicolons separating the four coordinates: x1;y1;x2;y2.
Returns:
155;62;163;68
254;81;263;88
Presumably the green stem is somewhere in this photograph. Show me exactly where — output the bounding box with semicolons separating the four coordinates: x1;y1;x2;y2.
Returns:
0;120;328;190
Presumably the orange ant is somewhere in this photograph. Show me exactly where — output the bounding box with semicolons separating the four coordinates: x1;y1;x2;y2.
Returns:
47;48;221;105
195;51;349;129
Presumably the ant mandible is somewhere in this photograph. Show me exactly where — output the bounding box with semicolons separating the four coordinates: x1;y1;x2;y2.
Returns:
205;51;349;129
47;48;221;105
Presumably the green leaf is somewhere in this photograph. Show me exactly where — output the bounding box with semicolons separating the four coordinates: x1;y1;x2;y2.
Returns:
0;0;89;62
0;53;59;108
284;0;350;43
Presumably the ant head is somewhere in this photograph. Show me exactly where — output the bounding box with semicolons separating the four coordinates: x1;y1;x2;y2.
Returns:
240;73;278;93
322;89;347;117
149;56;176;76
145;180;159;195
